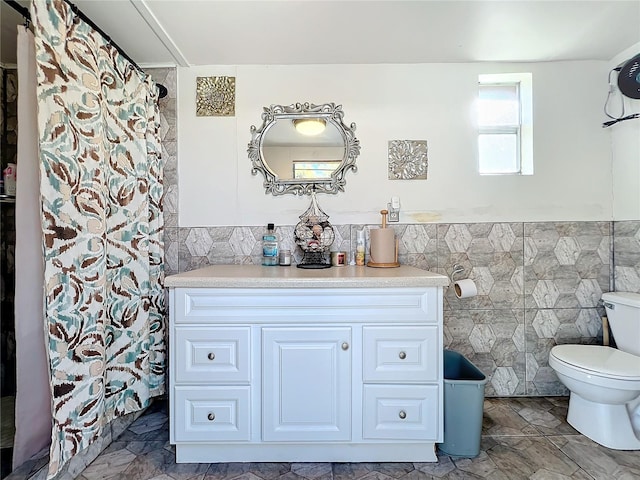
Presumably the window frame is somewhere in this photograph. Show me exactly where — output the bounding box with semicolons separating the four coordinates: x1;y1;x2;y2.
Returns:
477;73;533;176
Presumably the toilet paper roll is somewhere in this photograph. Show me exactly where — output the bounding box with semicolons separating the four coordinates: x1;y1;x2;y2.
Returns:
454;278;477;299
370;228;396;264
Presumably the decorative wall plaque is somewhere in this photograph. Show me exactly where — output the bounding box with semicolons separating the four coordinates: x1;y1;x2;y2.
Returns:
388;140;428;180
196;76;236;116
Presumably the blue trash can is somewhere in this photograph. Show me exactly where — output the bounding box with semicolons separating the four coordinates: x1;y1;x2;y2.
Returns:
438;349;488;457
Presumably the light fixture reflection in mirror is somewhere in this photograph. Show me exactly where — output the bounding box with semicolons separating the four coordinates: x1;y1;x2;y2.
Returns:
293;118;326;136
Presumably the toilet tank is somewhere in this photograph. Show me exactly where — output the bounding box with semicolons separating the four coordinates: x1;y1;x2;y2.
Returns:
601;292;640;356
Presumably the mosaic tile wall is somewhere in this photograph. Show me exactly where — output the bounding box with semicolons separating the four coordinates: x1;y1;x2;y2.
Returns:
173;221;621;397
146;68;178;279
613;220;640;293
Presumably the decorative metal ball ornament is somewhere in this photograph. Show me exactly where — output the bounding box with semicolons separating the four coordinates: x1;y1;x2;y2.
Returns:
294;190;335;268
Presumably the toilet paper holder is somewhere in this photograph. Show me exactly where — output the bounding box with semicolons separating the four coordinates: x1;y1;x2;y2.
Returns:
451;264;465;282
450;264;478;299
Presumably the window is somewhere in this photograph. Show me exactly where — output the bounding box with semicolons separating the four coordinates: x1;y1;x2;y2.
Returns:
477;73;532;175
293;161;341;180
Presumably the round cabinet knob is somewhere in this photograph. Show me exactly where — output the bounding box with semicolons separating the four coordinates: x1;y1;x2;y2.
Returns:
341;342;349;351
208;352;215;360
399;410;407;419
398;351;407;360
207;412;215;421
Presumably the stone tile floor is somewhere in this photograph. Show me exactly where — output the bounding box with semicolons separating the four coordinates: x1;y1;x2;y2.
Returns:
10;396;640;479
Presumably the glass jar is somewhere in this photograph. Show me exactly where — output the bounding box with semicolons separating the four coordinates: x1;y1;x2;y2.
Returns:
279;249;292;266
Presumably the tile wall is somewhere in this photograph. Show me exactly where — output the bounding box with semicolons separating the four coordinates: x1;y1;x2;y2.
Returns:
154;67;639;399
168;220;624;397
613;220;640;292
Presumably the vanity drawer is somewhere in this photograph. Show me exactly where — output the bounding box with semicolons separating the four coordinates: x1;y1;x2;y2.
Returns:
363;326;439;382
173;386;250;442
173;287;438;324
362;385;438;440
174;327;250;383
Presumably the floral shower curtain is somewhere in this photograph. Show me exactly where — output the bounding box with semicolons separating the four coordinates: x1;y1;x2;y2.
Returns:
30;0;165;476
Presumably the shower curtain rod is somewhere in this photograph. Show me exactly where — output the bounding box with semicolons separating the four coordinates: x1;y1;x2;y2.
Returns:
4;0;28;19
3;0;168;98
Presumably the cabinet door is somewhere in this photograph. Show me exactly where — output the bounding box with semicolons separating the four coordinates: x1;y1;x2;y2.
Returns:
262;327;352;442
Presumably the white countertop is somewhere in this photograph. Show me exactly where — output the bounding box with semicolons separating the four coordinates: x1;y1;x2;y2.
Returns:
165;264;449;289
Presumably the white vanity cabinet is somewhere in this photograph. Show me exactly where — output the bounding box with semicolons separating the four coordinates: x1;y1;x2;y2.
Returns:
166;265;448;464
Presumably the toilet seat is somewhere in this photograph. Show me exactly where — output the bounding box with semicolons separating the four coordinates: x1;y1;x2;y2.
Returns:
550;345;640;381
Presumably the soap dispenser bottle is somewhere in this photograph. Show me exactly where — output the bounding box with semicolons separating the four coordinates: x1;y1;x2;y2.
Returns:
262;223;279;266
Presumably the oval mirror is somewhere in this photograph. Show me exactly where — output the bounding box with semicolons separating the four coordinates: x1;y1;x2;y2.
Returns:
248;103;361;195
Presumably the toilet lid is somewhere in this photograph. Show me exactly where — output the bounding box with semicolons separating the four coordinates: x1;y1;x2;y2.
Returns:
551;345;640;380
601;291;640;308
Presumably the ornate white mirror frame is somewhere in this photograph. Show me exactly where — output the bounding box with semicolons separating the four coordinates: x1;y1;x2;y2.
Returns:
248;102;361;196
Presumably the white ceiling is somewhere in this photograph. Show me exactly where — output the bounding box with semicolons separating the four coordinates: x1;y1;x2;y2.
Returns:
2;0;640;67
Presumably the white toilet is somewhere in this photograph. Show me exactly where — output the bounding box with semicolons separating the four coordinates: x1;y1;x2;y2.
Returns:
549;291;640;450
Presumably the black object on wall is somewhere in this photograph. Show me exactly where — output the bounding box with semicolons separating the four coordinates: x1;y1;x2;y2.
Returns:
618;53;640;100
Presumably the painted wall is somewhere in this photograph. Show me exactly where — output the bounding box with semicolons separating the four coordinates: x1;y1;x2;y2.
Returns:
607;43;640;293
177;61;613;227
609;42;640;221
